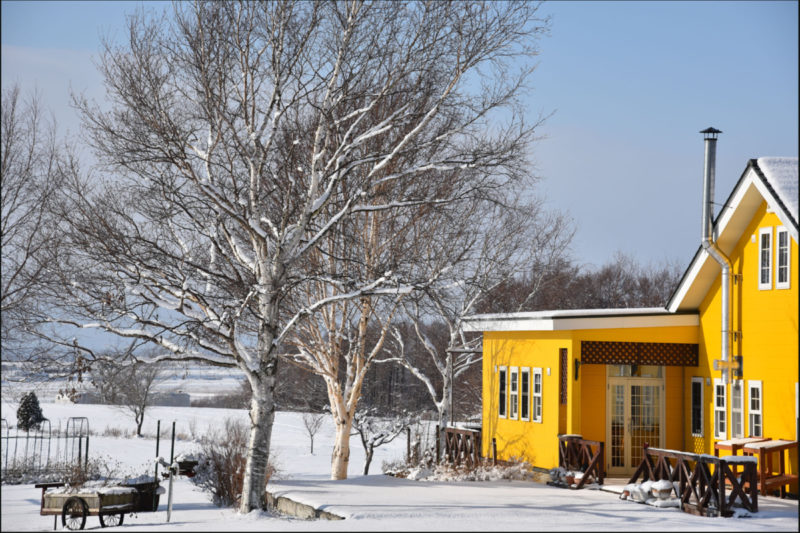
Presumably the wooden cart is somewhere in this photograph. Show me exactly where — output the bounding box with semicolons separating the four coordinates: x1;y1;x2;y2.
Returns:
36;479;162;530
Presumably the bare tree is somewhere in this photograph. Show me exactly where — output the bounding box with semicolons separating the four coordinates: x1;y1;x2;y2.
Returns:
380;199;573;449
302;412;325;455
1;86;64;356
36;1;548;511
286;218;410;479
352;407;411;475
91;358;166;436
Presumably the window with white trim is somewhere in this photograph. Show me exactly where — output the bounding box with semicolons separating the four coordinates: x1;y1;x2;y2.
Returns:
758;227;772;290
498;366;507;418
532;368;543;423
691;377;704;437
731;381;744;438
509;367;519;420
714;378;727;439
748;380;762;437
776;226;791;289
520;368;530;421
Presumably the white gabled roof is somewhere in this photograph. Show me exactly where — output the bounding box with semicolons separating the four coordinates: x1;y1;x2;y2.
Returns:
758;157;798;225
667;158;799;312
461;308;698;332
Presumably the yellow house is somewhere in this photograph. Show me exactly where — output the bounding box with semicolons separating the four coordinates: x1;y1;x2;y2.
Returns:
463;139;798;489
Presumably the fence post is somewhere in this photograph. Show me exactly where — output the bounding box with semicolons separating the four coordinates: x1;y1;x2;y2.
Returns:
167;421;176;522
405;427;410;463
492;438;497;466
435;425;440;463
717;458;726;516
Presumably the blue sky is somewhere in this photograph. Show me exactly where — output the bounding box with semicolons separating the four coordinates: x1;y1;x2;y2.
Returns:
2;0;798;271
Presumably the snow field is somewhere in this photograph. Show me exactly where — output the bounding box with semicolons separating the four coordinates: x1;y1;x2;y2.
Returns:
1;401;798;531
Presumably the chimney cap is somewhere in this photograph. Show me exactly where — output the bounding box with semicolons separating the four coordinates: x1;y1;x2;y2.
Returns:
700;127;722;139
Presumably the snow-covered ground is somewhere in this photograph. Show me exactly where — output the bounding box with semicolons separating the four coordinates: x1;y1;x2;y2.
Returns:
2;400;798;531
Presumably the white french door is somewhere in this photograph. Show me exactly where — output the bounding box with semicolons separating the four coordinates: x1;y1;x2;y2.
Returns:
606;377;664;476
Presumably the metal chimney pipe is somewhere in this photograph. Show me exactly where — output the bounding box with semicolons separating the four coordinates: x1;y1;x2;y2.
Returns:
699;127;732;384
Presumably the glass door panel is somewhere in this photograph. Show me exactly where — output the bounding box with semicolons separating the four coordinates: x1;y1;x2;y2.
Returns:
610;384;625;469
607;377;663;476
630;384;660;470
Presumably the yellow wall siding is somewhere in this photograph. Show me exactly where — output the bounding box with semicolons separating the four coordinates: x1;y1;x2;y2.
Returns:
580;364;605;443
482;331;570;467
665;366;684;451
481;326;698;470
694;203;798;480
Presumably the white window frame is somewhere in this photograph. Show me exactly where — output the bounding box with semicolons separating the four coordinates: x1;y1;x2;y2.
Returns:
520;368;530;421
714;378;727;440
532;367;543;423
509;367;519;420
758;227;772;290
748;380;763;437
690;377;704;437
498;366;507;419
775;226;791;289
731;381;744;439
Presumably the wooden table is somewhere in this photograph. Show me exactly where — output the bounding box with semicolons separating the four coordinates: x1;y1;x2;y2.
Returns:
742;439;799;498
714;436;770;457
715;437;770;478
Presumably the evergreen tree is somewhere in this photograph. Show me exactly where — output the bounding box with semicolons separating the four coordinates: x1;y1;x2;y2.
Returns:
16;391;45;431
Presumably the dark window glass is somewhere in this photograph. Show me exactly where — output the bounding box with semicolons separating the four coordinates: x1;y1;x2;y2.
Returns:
691;381;702;435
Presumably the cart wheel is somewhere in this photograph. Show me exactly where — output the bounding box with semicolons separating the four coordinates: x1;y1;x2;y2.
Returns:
61;497;88;530
99;512;124;527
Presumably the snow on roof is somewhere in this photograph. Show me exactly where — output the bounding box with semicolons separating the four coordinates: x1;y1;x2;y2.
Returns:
461;307;698;332
464;307;670;321
757;157;798;224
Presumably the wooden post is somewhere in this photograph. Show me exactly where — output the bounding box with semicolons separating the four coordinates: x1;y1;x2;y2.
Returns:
167;421;176;522
435;425;440;464
406;427;411;463
154;420;161;512
717;458;726;516
492;438;497;466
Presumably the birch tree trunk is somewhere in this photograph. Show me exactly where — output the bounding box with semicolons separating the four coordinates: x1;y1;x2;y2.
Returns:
331;414;354;480
241;371;277;512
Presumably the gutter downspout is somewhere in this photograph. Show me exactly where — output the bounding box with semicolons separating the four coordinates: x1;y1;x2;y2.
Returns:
700;127;732;384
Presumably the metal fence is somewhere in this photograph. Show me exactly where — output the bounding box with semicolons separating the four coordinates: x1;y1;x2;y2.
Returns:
1;417;89;480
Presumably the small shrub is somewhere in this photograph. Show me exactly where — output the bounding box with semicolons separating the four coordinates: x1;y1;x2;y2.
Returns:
190;418;276;508
383;457;535;482
101;426;133;438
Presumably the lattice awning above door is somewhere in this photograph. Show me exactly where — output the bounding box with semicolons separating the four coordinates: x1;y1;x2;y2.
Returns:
581;340;698;366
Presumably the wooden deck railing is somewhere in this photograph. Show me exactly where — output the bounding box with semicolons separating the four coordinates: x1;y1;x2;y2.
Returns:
440;427;482;469
557;434;605;489
628;446;758;516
